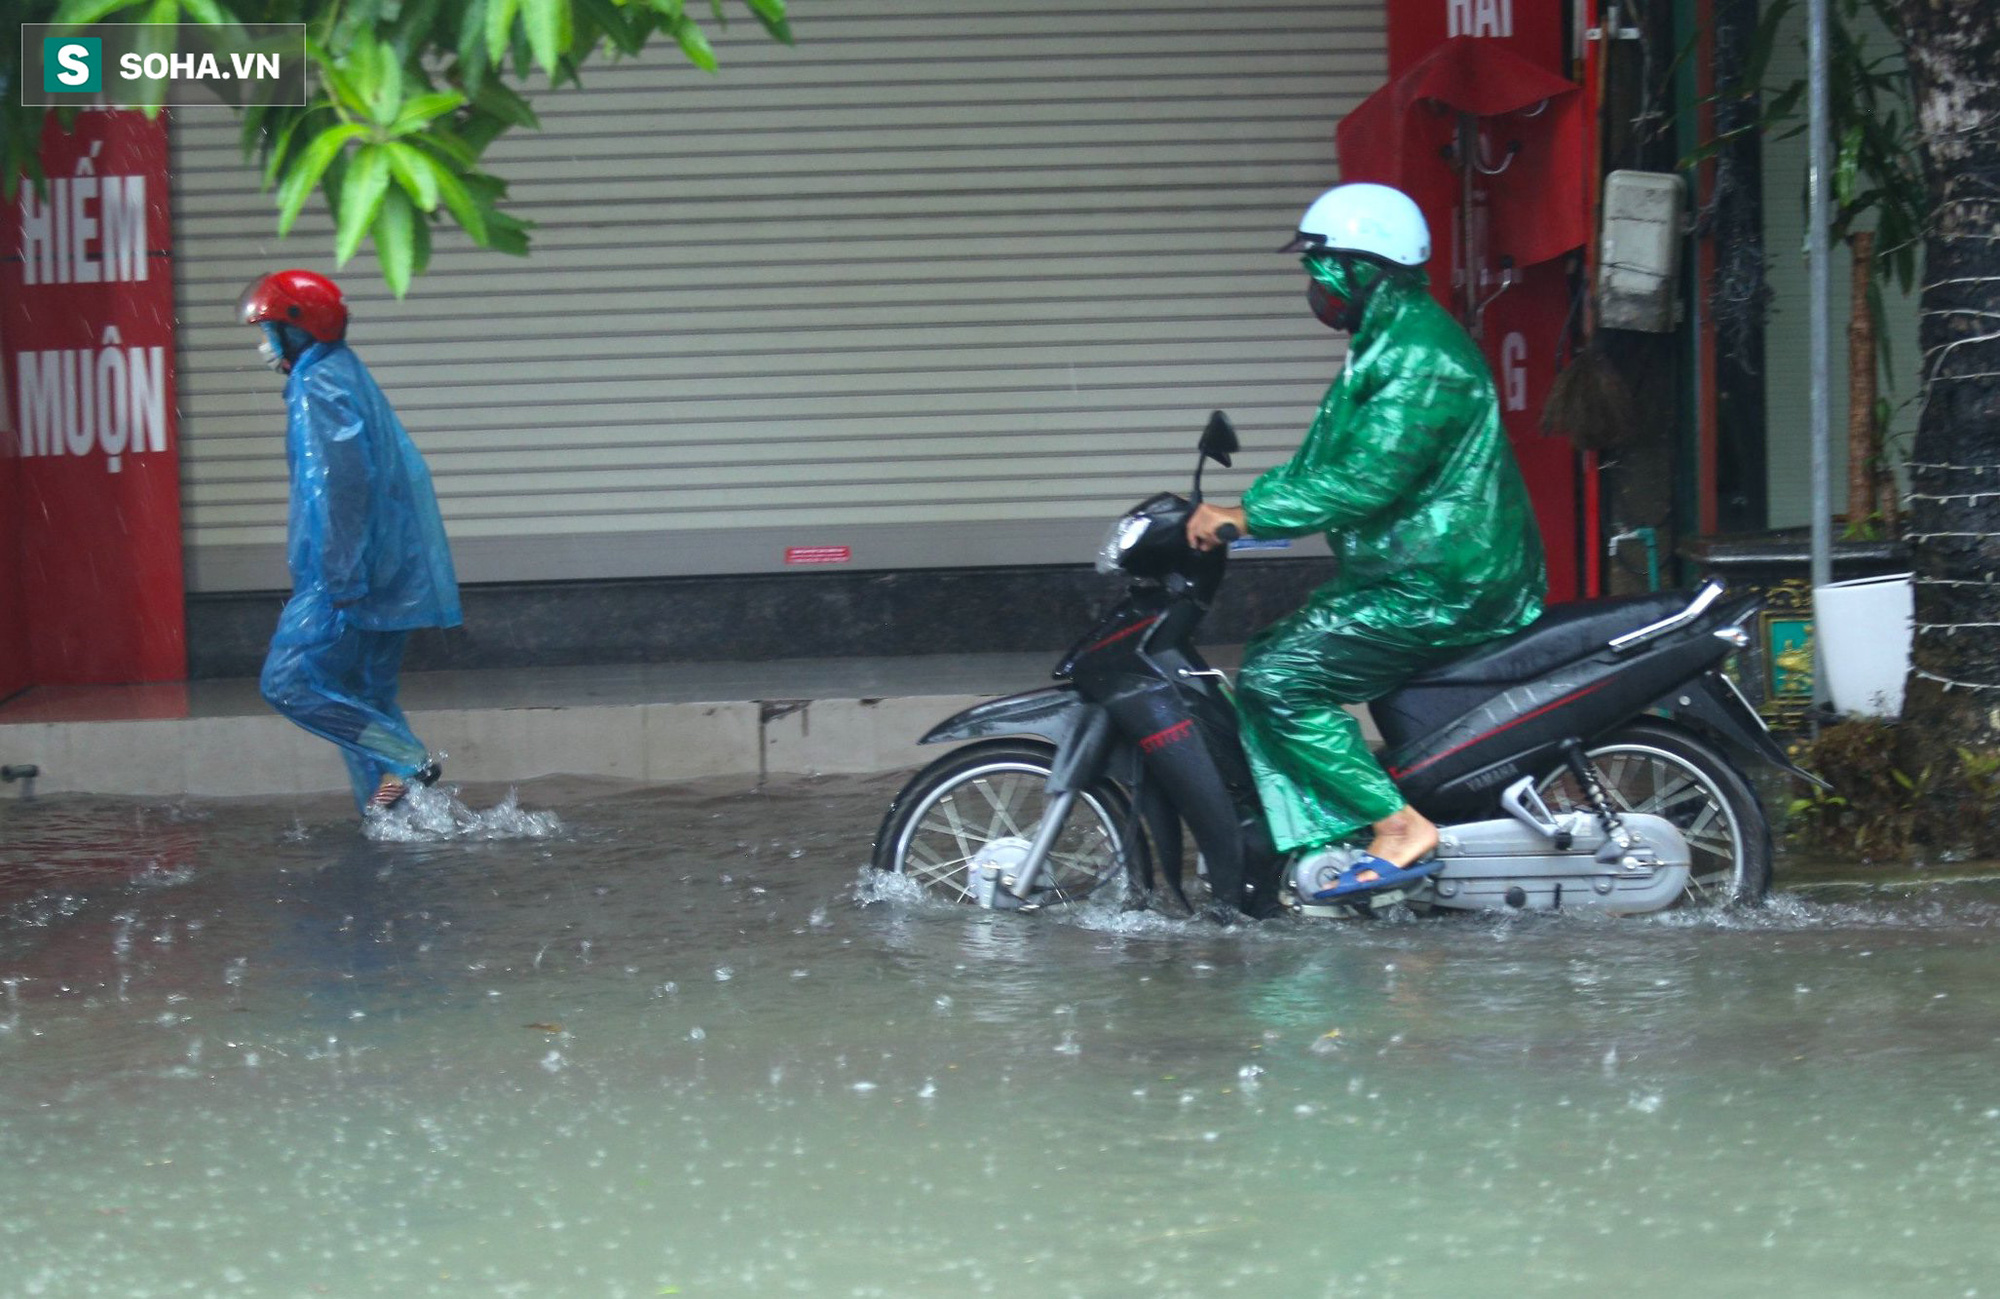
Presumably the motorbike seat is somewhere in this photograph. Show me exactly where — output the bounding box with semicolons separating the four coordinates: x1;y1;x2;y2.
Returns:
1401;590;1697;687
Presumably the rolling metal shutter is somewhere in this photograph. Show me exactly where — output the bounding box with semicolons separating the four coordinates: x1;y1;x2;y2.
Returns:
170;0;1386;591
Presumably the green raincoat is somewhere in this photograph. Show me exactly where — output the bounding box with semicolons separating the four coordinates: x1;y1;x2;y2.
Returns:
1235;255;1547;852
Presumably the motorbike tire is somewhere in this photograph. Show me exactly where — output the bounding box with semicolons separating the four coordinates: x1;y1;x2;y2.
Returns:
871;740;1143;906
1536;720;1774;907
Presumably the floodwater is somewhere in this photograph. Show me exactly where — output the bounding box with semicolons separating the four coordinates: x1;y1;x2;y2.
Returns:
3;776;1999;1298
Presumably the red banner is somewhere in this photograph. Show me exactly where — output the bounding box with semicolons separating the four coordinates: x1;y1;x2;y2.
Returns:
0;314;23;701
1;110;185;685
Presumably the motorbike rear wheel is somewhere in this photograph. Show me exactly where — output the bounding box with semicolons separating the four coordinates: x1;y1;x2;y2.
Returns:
872;741;1137;906
1535;720;1773;907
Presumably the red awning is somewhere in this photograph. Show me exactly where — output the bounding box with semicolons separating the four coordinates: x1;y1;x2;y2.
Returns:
1335;36;1588;271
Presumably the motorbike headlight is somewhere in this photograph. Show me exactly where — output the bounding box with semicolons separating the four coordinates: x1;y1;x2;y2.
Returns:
1095;513;1151;574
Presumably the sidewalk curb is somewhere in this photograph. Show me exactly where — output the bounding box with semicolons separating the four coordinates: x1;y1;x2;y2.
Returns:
0;694;994;797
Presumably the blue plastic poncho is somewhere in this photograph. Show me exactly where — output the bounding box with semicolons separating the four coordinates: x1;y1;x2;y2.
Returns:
258;338;460;810
282;340;461;629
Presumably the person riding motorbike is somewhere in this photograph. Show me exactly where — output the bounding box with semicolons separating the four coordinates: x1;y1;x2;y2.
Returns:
240;269;462;816
1185;183;1547;902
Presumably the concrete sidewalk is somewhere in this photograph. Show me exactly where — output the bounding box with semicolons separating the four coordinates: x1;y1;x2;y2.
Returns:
1;648;1380;799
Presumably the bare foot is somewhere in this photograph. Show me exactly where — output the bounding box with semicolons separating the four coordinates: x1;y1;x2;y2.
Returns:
1364;804;1438;868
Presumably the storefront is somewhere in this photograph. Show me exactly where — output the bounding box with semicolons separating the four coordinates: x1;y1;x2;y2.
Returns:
169;3;1389;596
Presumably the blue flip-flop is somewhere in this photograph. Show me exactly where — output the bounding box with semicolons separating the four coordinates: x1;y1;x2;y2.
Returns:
1307;852;1443;902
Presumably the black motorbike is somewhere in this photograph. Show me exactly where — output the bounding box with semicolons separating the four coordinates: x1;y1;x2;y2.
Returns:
872;413;1822;919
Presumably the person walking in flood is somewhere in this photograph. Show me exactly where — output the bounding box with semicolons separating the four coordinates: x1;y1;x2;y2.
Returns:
240;269;460;816
1185;184;1546;902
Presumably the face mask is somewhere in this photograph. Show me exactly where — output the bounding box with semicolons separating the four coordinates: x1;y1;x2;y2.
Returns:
257;323;291;374
1304;254;1384;333
1307;280;1350;331
259;321;317;374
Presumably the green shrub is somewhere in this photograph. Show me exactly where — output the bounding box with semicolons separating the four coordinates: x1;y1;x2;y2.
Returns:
1786;720;2000;861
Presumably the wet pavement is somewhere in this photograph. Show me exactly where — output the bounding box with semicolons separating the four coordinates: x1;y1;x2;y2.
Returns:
4;775;1999;1296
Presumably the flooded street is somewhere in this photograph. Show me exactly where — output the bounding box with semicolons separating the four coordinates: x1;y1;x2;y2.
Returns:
4;776;1999;1297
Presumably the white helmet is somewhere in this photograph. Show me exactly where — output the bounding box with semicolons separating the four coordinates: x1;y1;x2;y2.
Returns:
1281;183;1431;267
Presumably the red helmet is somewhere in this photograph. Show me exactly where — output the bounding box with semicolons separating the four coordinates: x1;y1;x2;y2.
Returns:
238;269;347;342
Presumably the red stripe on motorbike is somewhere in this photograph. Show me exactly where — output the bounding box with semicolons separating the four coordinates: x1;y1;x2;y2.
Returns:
1085;614;1163;654
1388;677;1616;781
1140;719;1194;754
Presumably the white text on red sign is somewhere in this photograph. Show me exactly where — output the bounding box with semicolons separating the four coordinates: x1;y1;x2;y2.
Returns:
1447;0;1515;39
14;327;169;472
15;154;150;285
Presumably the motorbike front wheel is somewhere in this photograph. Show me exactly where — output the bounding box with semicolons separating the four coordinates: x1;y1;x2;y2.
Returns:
1535;720;1773;907
872;741;1137;906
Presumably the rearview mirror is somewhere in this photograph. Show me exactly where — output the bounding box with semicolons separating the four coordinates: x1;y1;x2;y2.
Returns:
1199;410;1238;467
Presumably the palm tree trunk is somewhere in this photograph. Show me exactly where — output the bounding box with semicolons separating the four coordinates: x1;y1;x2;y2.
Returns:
1892;1;2000;771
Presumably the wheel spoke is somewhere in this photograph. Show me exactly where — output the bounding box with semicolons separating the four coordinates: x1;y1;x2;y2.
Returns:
931;798;974;862
969;776;1029;839
910;844;973;876
1046;847;1110;885
1537;739;1755;909
907;844;974;890
1682;801;1729;854
1631;775;1698;816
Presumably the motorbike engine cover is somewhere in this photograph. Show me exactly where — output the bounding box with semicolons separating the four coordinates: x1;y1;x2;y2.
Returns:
1414;812;1693;914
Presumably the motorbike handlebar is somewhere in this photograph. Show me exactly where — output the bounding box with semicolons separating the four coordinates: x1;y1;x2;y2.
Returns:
1215;523;1241;544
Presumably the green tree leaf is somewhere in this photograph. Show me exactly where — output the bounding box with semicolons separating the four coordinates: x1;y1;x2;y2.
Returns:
669;14;716;71
1834;124;1862;209
522;0;574;76
258;111;307;190
741;0;791;44
429;165;490;243
374;187;418;296
336;143;393;263
391;90;468;135
49;0;141;23
457;0;493;88
486;0;523;67
410;206;434;277
385;140;441;210
471;77;540;128
366;43;406;127
414;129;481;169
483;207;534;256
274;121;368;235
318;55;373;121
178;0;231;26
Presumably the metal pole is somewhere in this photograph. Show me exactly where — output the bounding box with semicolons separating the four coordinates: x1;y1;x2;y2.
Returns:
1806;0;1834;708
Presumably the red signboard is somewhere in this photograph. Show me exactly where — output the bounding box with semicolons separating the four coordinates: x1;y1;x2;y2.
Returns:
0;315;22;701
1389;0;1565;76
1;110;184;685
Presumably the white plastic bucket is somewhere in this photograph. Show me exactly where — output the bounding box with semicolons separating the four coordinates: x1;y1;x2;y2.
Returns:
1812;573;1914;719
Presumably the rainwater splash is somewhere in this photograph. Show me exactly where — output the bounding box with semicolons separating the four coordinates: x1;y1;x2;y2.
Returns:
360;782;563;843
